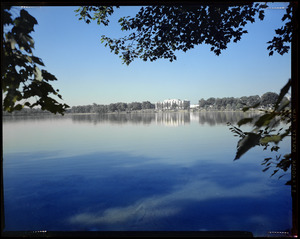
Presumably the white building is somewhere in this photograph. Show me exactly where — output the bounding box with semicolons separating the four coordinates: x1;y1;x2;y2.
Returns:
190;104;199;109
155;99;190;110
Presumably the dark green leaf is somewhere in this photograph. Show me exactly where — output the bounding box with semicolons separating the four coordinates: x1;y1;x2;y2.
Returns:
258;10;265;20
254;113;276;128
242;102;260;112
285;180;291;185
41;70;57;81
261;157;272;165
271;169;279;177
271;146;280;152
274;78;291;110
14;104;24;110
237;117;253;127
260;135;282;145
262;167;270;172
20;9;37;25
234;133;261;160
31;56;45;66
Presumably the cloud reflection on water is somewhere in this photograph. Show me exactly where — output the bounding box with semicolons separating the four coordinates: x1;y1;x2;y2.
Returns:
4;148;291;235
67;159;283;232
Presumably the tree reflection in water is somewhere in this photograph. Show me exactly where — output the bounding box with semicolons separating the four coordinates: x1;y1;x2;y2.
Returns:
70;111;260;126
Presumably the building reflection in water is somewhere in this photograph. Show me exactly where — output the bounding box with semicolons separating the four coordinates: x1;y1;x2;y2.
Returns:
155;112;190;127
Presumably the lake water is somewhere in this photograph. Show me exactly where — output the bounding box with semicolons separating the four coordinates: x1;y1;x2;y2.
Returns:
2;112;292;236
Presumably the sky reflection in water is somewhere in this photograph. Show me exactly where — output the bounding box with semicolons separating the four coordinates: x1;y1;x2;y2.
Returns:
2;112;292;236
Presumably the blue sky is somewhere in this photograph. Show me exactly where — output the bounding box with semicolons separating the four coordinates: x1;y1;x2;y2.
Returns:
14;3;291;106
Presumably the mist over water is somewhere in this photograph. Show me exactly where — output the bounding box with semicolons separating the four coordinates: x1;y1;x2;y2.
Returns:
2;112;292;236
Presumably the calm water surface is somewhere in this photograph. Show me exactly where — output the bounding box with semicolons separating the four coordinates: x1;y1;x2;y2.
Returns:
2;112;292;236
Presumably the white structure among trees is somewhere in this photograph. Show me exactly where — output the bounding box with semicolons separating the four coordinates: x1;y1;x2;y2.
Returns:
155;99;190;110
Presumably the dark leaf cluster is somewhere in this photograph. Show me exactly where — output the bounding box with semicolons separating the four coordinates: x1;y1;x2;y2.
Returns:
2;6;69;115
267;4;293;56
76;3;268;65
228;79;292;182
74;6;117;25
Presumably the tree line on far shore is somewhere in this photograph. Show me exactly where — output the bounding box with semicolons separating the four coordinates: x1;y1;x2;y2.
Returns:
2;91;289;116
69;101;155;114
2;101;156;115
198;92;289;111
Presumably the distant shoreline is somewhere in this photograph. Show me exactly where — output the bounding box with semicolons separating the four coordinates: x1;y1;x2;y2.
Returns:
3;108;266;117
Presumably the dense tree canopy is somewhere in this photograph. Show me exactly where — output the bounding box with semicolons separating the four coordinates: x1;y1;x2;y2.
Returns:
76;3;293;65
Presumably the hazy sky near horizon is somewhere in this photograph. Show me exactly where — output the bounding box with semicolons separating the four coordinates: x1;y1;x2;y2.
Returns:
15;3;291;106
